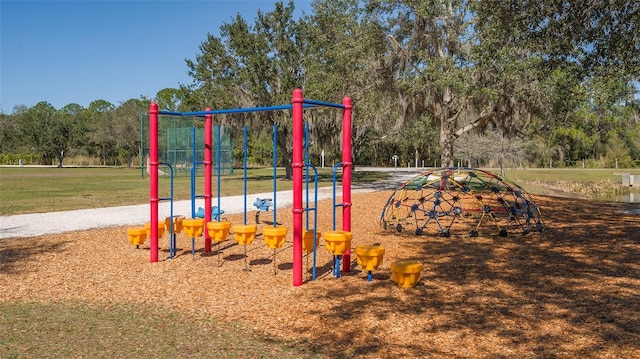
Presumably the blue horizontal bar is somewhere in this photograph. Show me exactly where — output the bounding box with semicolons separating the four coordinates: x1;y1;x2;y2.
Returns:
158;110;184;116
158;103;323;117
303;99;345;109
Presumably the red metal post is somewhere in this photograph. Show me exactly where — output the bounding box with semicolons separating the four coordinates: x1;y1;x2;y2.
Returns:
341;96;353;272
292;89;304;286
149;102;159;262
204;109;213;252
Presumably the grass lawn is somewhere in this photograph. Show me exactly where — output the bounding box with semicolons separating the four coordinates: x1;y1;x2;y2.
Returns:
0;166;386;215
0;300;320;359
499;167;640;199
500;167;640;182
1;166;637;215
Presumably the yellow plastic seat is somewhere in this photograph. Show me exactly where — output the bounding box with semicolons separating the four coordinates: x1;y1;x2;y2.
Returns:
145;221;165;238
302;230;321;253
182;218;205;238
207;221;231;242
233;224;257;245
355;245;385;271
127;227;147;246
264;226;287;249
323;230;352;255
164;215;185;234
390;260;423;288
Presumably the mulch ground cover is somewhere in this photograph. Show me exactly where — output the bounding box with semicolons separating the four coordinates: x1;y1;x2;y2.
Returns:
1;191;639;358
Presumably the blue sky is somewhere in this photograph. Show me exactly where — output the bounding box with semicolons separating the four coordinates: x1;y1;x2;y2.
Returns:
0;0;313;113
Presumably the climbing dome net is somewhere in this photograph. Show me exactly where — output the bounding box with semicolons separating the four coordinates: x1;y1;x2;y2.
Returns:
380;167;545;237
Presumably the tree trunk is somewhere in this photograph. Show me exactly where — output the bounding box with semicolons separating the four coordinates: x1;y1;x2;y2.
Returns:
440;109;497;168
276;126;293;180
437;98;456;168
57;150;64;168
439;126;455;167
500;132;506;176
284;159;293;180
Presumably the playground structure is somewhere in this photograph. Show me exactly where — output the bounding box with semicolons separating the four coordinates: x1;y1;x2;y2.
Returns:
380;167;545;237
143;89;353;287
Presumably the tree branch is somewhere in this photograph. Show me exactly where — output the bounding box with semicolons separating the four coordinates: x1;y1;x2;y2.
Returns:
453;108;497;139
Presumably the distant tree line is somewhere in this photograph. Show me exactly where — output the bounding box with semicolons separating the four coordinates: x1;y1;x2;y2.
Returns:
1;0;638;173
0;99;145;167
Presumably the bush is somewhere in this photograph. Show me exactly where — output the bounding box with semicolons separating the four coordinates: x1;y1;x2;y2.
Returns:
0;153;39;165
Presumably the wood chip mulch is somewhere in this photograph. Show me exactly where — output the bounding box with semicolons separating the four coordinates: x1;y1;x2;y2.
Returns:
1;191;639;358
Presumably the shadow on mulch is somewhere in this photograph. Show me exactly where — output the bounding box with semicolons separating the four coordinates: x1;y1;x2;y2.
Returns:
288;195;640;358
1;193;638;358
0;239;72;275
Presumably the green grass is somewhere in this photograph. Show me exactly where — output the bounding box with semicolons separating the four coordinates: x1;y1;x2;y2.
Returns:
0;300;320;359
2;166;638;215
495;167;639;199
0;166;387;215
499;167;640;183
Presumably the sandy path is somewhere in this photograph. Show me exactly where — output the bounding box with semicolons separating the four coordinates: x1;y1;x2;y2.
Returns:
0;169;417;239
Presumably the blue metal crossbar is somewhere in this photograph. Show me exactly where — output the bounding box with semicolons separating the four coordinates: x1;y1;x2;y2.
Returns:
303;99;345;109
157;99;343;117
159;103;317;117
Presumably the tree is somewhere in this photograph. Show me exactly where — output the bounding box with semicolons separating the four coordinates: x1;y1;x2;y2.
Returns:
0;112;20;154
18;101;77;166
302;0;391;167
182;32;237;112
473;1;639;76
473;1;639;167
185;1;305;178
86;100;116;165
57;103;88;166
155;88;184;112
603;131;633;168
113;99;149;167
362;0;639;168
367;0;543;167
